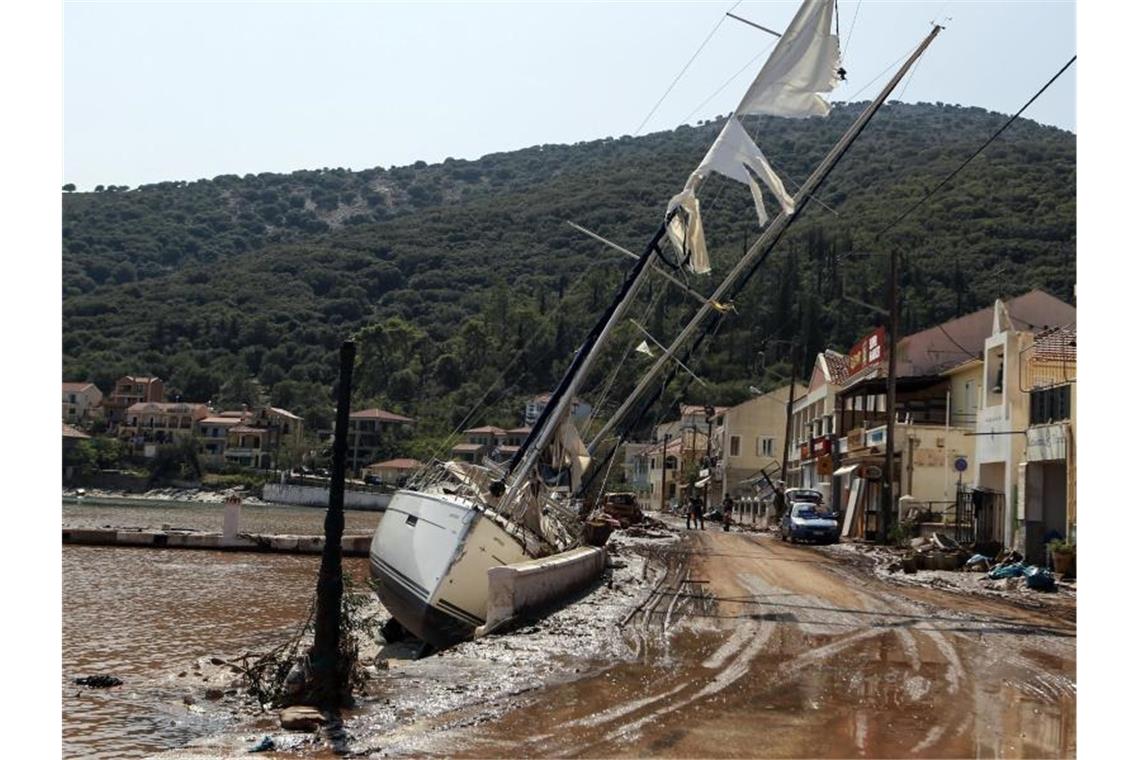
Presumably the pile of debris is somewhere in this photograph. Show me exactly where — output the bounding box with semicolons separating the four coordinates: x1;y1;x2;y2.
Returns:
887;534;1061;593
897;533;969;573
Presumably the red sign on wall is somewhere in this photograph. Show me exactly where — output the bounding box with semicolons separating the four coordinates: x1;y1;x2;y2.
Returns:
849;327;887;376
811;437;831;457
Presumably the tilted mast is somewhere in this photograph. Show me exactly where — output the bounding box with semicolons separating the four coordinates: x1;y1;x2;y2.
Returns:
588;24;943;454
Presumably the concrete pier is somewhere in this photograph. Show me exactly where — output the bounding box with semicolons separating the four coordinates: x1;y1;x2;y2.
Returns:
62;527;373;556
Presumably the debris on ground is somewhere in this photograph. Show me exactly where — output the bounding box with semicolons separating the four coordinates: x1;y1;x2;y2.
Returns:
280;705;326;732
248;735;275;753
74;675;123;688
817;541;1075;611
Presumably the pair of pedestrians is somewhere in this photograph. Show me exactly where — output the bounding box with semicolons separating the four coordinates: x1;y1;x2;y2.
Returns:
686;496;704;530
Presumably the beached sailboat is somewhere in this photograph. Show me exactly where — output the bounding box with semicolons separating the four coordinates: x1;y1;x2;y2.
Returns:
370;0;941;648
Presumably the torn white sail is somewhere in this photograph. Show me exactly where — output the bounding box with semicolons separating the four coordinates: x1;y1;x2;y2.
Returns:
665;0;840;273
557;419;591;492
735;0;841;118
666;116;793;272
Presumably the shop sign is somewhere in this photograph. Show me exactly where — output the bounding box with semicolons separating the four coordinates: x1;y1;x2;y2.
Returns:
848;326;887;375
817;454;833;477
847;428;864;450
800;444;811;460
861;464;883;480
866;426;887;448
811;437;831;457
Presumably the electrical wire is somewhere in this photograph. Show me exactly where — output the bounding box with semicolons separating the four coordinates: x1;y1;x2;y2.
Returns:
633;0;743;136
874;54;1076;242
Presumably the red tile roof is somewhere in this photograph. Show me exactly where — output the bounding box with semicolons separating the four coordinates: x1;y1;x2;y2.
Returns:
62;423;90;439
822;350;851;383
680;404;729;417
368;458;422;470
350;408;415;423
506;426;532;435
62;382;97;392
268;407;301;420
451;443;484;452
465;426;506;435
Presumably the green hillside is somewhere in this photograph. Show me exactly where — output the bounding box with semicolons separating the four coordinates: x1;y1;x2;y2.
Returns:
61;101;1075;449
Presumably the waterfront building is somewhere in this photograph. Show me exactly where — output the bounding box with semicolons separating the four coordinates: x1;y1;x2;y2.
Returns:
121;402;209;456
346;408;415;477
105;376;165;428
196;414;247;467
222;407;304;471
62;381;103;425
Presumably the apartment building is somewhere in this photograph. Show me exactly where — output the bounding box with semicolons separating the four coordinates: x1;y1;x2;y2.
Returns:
62;382;103;425
105;376;165;427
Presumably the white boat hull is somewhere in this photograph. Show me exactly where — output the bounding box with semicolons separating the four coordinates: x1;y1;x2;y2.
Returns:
369;489;530;647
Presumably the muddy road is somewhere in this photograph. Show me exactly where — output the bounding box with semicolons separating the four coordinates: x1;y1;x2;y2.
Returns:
390;525;1075;758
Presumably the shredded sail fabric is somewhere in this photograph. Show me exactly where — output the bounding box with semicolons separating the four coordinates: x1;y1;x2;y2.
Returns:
636;340;655;357
664;188;709;273
557;419;592;492
666;116;793;271
735;0;841;118
664;0;841;273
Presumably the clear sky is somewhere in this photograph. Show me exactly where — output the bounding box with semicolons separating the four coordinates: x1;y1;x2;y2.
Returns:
63;1;1076;190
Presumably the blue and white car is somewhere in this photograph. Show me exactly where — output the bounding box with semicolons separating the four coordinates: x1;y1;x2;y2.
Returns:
779;501;840;544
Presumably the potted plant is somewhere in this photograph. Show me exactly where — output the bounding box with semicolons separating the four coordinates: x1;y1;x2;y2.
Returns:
1048;539;1076;578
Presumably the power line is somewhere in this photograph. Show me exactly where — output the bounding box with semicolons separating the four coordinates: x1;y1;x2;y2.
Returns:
633;1;743;136
874;54;1076;241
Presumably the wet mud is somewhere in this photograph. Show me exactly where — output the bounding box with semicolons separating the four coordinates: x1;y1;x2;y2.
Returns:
165;519;1074;759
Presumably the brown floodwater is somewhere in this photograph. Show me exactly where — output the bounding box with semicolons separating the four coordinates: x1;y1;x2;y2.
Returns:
62;506;373;758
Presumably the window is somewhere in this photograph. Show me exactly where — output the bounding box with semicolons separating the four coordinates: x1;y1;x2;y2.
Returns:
730;435;740;457
1030;384;1072;424
762;437;775;456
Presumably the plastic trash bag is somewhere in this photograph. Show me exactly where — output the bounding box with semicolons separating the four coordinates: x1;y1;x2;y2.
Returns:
965;554;990;566
987;562;1025;580
1023;565;1057;592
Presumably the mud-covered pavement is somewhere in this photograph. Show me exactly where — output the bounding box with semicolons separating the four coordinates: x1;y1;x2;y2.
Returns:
168;518;1075;758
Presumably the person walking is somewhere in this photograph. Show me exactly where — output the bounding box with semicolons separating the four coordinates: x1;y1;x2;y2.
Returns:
722;495;734;532
688;494;705;530
773;482;786;521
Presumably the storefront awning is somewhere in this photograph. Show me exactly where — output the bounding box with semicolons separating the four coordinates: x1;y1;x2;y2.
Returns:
695;476;711;488
833;464;859;477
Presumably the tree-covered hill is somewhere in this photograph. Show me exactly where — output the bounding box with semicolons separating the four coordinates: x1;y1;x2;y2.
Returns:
61;101;1075;449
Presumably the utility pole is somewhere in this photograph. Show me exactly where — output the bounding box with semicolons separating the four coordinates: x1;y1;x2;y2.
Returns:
881;247;899;543
781;344;798;485
659;433;671;513
305;340;355;706
704;405;715;515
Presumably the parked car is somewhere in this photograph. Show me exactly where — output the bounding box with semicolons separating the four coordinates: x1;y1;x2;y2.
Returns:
779;501;840;544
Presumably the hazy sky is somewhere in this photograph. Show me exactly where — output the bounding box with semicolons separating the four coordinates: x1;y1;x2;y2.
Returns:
63;1;1076;189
